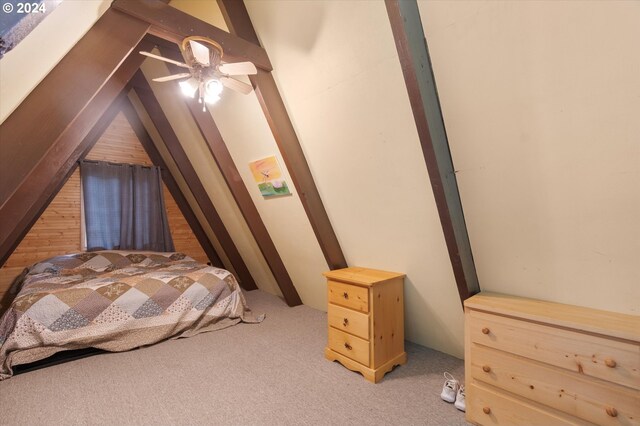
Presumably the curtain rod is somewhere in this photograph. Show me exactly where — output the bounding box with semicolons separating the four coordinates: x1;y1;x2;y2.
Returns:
79;159;161;170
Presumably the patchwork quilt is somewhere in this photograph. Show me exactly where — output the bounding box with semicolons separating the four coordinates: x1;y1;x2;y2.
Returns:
0;251;263;380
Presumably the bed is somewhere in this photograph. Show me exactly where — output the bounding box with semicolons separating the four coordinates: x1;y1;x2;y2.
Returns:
0;250;262;380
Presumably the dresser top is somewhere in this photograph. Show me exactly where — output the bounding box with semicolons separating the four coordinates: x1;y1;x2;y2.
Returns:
465;292;640;342
323;267;405;287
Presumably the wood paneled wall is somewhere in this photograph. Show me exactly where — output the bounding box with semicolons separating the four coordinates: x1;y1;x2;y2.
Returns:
0;171;82;302
0;111;208;303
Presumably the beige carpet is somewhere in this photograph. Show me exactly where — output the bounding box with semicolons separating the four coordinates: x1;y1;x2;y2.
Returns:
0;290;467;425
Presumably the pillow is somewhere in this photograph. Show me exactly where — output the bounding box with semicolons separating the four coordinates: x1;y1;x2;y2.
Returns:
25;251;193;278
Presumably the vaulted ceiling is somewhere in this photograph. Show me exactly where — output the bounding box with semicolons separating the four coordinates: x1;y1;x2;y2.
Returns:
0;0;480;307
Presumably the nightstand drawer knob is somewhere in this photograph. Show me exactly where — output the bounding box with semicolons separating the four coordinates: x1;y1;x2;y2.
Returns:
481;327;490;335
342;318;349;327
483;407;491;415
343;292;349;299
604;358;617;368
482;365;491;373
606;407;618;418
344;342;352;350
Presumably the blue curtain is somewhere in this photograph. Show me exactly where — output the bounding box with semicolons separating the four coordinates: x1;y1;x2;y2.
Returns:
80;161;175;252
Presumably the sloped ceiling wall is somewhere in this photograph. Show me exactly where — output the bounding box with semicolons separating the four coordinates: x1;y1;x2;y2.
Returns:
1;1;637;359
419;0;640;314
0;0;110;122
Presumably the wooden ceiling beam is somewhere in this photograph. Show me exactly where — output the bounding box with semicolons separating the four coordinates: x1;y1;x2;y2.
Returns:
0;92;127;267
385;0;480;304
0;35;155;266
151;40;301;306
111;0;271;71
217;0;348;271
0;9;149;206
130;71;257;290
120;96;225;269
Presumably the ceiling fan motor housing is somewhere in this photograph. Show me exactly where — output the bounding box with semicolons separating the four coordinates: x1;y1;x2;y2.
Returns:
181;36;223;69
140;35;256;101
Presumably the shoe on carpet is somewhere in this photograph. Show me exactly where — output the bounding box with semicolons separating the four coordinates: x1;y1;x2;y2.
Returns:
440;372;459;403
454;385;465;412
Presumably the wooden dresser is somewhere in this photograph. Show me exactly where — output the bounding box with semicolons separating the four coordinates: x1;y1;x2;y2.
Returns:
324;267;406;383
464;292;640;425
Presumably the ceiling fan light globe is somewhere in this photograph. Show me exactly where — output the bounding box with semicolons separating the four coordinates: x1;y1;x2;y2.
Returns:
178;78;198;98
205;79;224;97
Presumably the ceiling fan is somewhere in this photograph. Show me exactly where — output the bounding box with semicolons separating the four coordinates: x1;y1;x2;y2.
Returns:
140;36;257;110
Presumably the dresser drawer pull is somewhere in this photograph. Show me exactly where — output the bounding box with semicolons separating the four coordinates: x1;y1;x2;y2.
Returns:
481;327;490;335
342;318;349;327
343;292;349;299
482;365;491;373
606;407;618;418
604;358;617;368
483;407;491;415
344;342;352;350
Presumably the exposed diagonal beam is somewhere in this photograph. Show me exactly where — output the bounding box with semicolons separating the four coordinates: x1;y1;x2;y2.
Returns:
111;0;271;71
385;0;479;303
0;9;149;206
0;92;128;265
130;71;257;290
217;0;348;271
149;39;301;306
120;97;225;269
0;36;154;266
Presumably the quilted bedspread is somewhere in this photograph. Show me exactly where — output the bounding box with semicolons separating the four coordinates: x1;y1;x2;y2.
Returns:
0;251;262;380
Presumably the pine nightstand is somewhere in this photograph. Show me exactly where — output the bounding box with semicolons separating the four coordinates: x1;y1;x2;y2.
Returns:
324;267;406;383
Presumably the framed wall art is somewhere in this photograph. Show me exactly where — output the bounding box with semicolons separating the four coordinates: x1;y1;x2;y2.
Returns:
248;155;291;197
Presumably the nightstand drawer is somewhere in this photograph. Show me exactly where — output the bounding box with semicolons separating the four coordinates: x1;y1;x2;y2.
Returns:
328;280;369;313
469;309;640;390
328;303;369;340
328;327;370;366
467;383;583;426
470;344;639;425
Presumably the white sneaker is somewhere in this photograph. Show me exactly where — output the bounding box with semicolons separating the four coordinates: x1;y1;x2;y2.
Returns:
454;385;466;412
440;372;459;403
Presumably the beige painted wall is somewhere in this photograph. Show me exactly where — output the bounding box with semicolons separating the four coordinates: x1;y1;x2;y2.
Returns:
168;0;335;311
241;0;466;357
207;85;330;309
0;0;110;122
420;0;640;315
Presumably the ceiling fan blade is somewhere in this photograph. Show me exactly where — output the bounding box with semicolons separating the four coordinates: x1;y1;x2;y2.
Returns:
189;40;211;66
220;76;253;95
140;51;190;69
218;61;257;76
152;73;192;82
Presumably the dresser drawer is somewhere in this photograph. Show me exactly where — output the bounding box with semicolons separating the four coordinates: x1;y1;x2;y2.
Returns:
470;344;639;425
469;309;640;390
328;327;370;366
328;303;369;340
328;280;369;313
467;382;585;426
